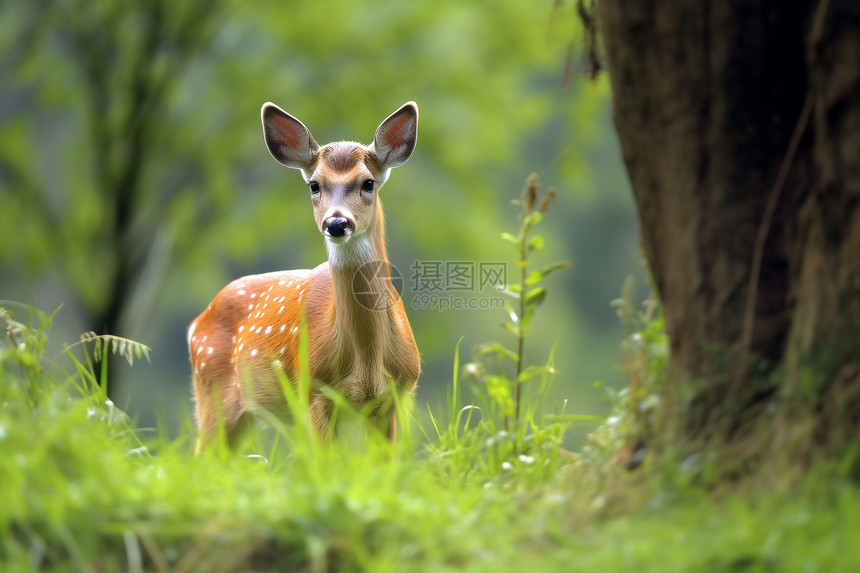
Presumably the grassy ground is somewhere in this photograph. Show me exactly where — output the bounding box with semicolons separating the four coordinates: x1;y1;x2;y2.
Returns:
2;305;859;572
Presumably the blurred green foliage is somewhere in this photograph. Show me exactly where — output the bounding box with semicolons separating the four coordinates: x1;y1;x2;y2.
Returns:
0;0;642;431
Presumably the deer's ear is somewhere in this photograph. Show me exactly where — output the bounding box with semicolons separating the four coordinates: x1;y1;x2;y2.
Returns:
372;101;418;170
261;103;320;170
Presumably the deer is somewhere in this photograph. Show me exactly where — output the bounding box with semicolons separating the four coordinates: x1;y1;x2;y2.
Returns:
188;102;421;454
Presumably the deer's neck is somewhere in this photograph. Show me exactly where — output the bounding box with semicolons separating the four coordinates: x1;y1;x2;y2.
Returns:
325;205;396;346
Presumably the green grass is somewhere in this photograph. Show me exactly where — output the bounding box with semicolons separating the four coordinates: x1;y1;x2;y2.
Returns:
2;305;859;572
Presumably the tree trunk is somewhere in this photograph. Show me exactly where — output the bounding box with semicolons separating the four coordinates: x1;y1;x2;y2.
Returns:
598;0;860;471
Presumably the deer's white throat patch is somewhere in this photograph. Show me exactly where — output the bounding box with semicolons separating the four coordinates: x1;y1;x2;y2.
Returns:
325;232;373;268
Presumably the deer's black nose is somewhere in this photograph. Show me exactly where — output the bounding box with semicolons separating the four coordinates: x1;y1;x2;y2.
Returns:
324;216;352;237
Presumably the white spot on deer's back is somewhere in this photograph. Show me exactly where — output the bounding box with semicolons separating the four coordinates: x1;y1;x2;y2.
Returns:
265;326;272;334
251;349;258;357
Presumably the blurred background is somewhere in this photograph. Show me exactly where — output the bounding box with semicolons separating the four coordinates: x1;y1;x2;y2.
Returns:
0;0;645;443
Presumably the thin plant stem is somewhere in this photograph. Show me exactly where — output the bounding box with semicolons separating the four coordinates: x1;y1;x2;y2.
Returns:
515;211;528;428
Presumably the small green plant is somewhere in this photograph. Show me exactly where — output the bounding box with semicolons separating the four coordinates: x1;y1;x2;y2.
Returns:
1;301;151;417
1;302;60;393
586;278;667;468
499;173;570;429
429;173;575;480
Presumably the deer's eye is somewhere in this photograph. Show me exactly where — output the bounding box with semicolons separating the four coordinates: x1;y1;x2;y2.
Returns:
309;181;321;194
361;179;375;192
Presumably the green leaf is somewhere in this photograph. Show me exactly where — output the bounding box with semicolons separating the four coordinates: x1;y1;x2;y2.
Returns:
525;287;546;307
521;304;536;331
517;365;551;383
476;342;518;363
500;232;520;247
523;211;543;230
527;235;545;252
506;284;522;293
525;261;571;286
505;301;517;323
486;375;515;417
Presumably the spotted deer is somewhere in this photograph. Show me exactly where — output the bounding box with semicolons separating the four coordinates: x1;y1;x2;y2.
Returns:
188;102;421;453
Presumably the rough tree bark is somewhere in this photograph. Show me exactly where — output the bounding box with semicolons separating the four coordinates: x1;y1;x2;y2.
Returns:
598;0;860;469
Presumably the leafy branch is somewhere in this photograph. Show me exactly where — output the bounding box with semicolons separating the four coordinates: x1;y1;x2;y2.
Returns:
475;173;571;440
66;332;152;367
